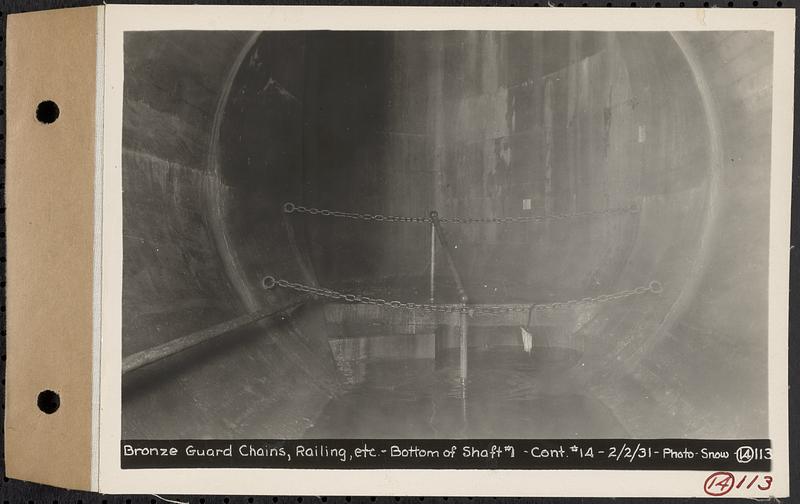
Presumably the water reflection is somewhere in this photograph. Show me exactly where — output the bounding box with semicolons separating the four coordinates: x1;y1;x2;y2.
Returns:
308;325;628;439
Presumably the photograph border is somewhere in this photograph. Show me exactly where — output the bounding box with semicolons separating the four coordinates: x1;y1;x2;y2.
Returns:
98;5;794;496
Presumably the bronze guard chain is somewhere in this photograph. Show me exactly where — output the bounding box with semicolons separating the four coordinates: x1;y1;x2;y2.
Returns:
263;276;663;317
282;201;640;224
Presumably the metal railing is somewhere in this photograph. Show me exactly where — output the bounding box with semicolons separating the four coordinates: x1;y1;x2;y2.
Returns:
123;201;660;379
122;301;304;375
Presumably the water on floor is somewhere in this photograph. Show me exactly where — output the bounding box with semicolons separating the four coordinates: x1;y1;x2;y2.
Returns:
306;327;629;439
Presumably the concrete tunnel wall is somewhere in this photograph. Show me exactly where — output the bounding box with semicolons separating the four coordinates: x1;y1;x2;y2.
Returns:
121;30;772;439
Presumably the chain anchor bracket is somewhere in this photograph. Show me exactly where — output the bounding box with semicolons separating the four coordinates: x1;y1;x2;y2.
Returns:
649;280;663;294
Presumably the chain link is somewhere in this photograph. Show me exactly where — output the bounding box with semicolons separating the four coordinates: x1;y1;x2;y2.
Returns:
277;202;655;315
283;201;639;225
439;205;639;224
262;276;663;316
283;202;429;223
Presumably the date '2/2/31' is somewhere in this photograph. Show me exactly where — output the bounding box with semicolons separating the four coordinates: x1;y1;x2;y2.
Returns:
704;472;773;496
568;445;719;461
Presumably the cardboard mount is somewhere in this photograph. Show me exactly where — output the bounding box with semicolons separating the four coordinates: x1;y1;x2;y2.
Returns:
5;6;101;492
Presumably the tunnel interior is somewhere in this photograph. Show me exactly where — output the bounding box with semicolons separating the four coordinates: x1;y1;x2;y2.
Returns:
121;30;773;440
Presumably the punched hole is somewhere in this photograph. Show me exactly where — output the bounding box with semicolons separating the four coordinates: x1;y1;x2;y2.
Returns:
37;389;60;414
35;100;60;124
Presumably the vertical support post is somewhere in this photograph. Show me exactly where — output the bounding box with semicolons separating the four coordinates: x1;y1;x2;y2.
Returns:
430;209;470;404
429;221;436;304
459;311;468;389
460;311;468;427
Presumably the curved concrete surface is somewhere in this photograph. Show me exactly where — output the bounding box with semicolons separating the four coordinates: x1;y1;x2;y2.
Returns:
121;30;772;439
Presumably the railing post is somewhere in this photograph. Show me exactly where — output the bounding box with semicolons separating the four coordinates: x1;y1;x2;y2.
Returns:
430;219;436;304
460;311;468;391
430;210;469;399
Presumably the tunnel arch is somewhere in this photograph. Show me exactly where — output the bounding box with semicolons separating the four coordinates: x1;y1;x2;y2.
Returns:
204;30;715;379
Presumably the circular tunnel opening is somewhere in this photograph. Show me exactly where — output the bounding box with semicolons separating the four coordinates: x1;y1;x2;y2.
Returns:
203;31;717;438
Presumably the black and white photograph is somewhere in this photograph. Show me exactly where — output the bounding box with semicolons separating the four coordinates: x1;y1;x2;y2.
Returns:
120;25;775;448
3;3;794;498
